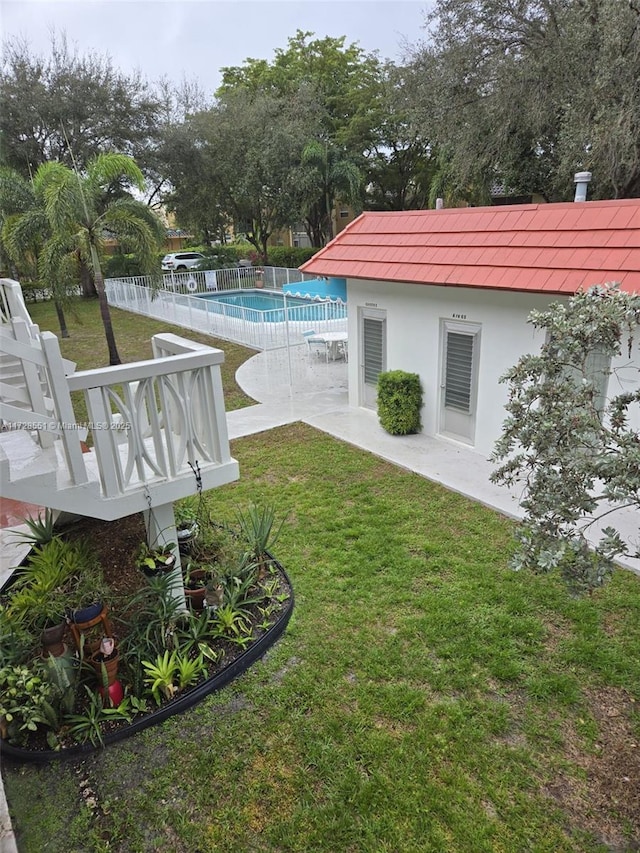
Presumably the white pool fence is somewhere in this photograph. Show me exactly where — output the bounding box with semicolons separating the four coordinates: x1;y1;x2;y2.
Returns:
105;266;348;351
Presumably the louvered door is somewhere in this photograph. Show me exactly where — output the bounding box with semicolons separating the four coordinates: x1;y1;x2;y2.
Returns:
360;309;386;408
440;321;480;443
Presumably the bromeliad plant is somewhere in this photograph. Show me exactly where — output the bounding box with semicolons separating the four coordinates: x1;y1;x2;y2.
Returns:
235;503;288;575
142;649;207;705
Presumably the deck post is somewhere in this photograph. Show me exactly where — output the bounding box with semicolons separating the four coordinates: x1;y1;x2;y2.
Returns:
143;501;187;610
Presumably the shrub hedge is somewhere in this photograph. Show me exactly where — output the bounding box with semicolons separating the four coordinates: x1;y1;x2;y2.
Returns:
377;370;423;435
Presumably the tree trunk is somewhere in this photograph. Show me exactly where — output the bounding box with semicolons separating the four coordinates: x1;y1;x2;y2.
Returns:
54;297;69;338
79;255;97;297
260;237;269;266
90;245;121;365
325;189;334;242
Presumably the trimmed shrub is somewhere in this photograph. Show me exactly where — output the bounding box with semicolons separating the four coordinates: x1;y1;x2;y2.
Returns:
377;371;423;435
104;253;144;278
267;246;319;268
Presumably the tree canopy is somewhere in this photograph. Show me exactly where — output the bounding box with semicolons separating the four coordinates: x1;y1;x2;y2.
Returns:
0;34;163;178
2;18;639;254
407;0;640;201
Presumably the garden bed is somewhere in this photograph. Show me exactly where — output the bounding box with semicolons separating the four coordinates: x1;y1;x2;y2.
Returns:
0;511;293;762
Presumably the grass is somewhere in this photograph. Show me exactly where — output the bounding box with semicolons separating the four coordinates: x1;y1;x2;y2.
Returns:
4;425;640;852
4;300;640;851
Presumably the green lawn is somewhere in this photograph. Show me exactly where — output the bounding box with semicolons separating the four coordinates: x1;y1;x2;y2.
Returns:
4;301;640;852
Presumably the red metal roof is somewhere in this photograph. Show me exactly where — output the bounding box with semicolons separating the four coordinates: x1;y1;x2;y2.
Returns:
300;199;640;295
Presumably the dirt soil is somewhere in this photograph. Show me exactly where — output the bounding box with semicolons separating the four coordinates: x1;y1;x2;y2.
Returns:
63;513;149;603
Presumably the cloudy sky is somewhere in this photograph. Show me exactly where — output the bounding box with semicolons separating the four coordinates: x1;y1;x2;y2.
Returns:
1;0;431;94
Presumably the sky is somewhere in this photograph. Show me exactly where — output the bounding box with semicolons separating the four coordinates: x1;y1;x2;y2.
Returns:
0;0;432;95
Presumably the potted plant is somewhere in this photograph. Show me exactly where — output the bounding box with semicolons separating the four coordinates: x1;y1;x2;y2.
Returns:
15;590;67;657
4;539;78;656
174;499;200;556
135;540;177;578
89;637;124;707
183;563;209;612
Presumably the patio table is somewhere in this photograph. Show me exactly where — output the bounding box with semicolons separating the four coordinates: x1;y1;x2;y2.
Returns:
308;331;348;362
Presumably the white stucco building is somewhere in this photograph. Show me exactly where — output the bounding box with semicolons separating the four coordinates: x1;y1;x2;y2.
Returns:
301;199;640;457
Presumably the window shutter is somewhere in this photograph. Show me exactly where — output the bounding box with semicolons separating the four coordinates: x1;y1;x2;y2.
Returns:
363;318;384;384
445;332;474;412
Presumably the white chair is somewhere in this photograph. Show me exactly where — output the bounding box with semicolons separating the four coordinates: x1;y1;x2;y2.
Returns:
337;340;348;362
302;330;324;359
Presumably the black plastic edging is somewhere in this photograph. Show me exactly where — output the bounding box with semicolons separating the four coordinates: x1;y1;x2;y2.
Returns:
1;566;294;764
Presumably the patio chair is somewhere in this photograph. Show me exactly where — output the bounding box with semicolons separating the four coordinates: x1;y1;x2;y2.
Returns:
337;339;348;362
302;330;325;359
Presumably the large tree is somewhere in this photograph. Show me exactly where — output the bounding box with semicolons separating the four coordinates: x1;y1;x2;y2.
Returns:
218;30;386;154
491;285;640;593
364;65;436;211
167;89;316;262
34;153;164;365
0;34;163;177
407;0;640;202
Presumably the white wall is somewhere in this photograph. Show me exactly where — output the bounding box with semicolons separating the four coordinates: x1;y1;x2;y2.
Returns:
346;279;562;456
609;326;640;435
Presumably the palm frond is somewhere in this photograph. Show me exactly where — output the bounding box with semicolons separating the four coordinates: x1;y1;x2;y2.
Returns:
35;162;87;233
102;200;164;276
2;210;45;264
88;153;146;194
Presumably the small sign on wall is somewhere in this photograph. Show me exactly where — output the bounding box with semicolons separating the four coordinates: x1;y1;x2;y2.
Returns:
452;313;467;319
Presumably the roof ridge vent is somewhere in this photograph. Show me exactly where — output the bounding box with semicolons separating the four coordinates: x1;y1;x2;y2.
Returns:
574;171;592;202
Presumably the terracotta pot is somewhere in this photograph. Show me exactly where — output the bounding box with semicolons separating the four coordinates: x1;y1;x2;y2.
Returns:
90;648;120;686
41;622;66;657
184;569;207;612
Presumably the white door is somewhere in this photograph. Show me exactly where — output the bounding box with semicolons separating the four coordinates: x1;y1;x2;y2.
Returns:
439;320;481;444
360;308;386;409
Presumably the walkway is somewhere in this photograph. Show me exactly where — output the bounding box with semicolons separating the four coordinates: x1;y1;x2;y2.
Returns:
228;346;639;574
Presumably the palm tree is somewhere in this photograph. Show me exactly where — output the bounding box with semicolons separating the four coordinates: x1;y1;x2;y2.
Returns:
34;153;164;365
300;139;362;246
0;167;70;337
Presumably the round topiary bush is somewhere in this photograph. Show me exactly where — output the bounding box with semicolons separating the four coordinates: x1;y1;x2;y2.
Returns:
377;370;423;435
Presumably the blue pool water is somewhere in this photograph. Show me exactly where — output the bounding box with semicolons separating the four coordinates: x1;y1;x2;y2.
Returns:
196;289;345;323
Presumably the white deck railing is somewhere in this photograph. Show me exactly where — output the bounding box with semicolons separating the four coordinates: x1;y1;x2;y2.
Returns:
1;278;40;330
105;271;348;351
66;337;234;501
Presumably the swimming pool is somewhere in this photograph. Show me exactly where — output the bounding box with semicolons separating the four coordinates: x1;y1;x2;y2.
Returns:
196;289;346;324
